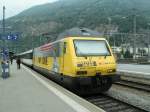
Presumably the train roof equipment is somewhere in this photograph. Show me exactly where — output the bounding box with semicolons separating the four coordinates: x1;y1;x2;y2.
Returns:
56;27;102;40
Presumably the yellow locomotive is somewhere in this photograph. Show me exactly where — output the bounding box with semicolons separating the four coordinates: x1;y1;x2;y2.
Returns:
19;28;120;94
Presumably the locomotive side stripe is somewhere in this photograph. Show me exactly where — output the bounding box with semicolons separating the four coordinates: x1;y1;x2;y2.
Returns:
41;43;52;47
40;44;52;49
40;46;53;51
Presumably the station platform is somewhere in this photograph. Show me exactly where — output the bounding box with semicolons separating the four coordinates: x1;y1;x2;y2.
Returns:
117;64;150;79
0;62;104;112
117;64;150;75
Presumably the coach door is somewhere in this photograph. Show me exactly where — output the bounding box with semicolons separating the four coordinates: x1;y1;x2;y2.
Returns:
59;42;67;73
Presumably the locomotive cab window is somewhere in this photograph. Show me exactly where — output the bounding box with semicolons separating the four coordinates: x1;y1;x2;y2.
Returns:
74;40;111;56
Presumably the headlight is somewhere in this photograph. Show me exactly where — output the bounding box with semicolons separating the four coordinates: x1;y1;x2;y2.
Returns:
107;69;116;73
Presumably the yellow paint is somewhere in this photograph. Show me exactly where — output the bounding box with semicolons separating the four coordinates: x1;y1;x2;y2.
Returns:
33;37;116;77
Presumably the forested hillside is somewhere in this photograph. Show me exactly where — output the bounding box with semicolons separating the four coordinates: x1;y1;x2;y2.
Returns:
4;0;150;51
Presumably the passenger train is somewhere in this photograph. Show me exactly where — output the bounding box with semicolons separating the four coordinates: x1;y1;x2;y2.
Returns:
18;28;120;94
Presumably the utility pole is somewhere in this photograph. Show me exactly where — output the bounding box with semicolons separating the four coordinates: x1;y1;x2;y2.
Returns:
133;14;136;59
2;6;6;48
148;23;150;61
1;6;10;79
148;33;150;61
107;17;111;43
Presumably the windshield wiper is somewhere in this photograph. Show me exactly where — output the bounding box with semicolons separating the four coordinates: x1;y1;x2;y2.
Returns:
104;54;107;59
104;53;110;59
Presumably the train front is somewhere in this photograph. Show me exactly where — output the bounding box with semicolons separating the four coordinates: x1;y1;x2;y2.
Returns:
71;37;120;93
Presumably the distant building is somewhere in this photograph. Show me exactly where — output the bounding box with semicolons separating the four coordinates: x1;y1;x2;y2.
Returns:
111;44;149;59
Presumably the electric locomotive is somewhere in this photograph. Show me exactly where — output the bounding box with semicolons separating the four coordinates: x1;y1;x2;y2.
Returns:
19;28;120;94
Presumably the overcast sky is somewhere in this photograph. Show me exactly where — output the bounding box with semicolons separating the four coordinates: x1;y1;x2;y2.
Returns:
0;0;58;19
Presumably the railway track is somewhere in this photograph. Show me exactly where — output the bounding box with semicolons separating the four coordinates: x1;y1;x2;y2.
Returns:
84;94;147;112
115;80;150;92
25;65;149;112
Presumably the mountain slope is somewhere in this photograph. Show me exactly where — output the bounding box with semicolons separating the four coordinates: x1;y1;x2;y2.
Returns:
5;0;150;51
